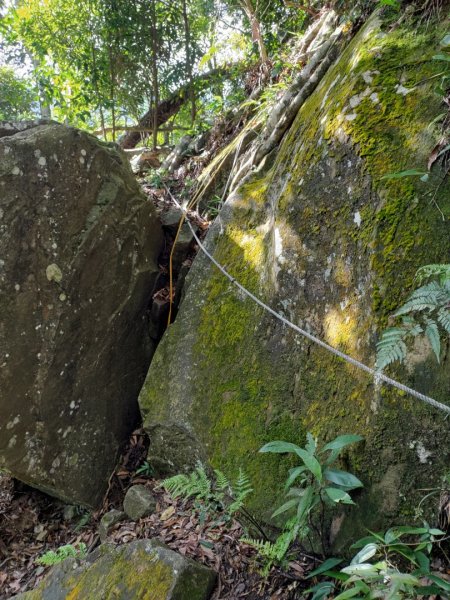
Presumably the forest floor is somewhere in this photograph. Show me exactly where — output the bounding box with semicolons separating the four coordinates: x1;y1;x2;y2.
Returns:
0;428;318;599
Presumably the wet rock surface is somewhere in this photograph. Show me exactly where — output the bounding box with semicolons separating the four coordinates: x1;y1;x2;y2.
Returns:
0;121;163;507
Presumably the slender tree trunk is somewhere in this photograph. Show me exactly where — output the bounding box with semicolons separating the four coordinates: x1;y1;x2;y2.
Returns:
150;0;159;150
108;44;117;141
182;0;196;125
90;42;106;140
240;0;268;63
31;57;51;118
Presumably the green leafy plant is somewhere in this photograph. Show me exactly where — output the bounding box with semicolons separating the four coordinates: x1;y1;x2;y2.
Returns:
36;542;87;566
376;264;450;371
243;433;363;573
135;461;155;477
159;462;252;523
305;523;449;599
205;194;223;218
339;525;448;599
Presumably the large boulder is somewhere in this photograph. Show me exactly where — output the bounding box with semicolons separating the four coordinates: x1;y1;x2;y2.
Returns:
14;539;217;600
139;13;450;546
0;121;163;506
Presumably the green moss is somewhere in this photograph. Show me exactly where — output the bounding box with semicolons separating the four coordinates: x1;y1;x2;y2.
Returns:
65;548;173;599
140;11;450;537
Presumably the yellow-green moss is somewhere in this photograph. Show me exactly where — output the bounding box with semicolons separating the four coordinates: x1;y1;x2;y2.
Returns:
140;11;450;539
65;548;173;599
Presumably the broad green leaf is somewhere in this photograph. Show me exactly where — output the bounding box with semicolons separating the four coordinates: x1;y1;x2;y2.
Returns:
325;487;355;504
414;550;430;572
286;486;306;498
321;435;363;453
388;543;416;562
284;466;307;490
294;447;322;481
389;572;420;586
271;498;297;518
259;441;301;454
304;581;335;600
306;557;343;578
341;563;380;576
429;528;445;536
305;432;317;455
324;469;363;490
333;585;365;599
350;543;379;565
351;535;379;549
385;526;428;538
381;169;428;179
297;485;314;521
440;34;450;46
427;574;450;592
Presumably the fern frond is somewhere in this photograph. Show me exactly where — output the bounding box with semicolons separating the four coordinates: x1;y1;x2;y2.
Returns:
376;328;408;371
394;282;446;316
438;308;450;333
228;468;253;514
160;473;191;498
214;469;230;493
160;463;211;501
192;463;212;500
424;318;441;362
415;264;450;285
241;536;277;556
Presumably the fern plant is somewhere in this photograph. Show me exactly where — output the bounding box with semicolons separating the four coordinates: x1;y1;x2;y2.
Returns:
36;542;87;566
376;264;450;371
159;463;252;523
241;518;300;577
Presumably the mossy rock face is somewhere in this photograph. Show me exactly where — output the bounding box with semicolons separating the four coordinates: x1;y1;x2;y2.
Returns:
14;540;217;600
0;122;163;507
139;13;450;547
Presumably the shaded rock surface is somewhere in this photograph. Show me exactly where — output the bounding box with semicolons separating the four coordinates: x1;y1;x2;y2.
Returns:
139;13;450;547
123;484;157;521
0;121;163;507
14;539;217;600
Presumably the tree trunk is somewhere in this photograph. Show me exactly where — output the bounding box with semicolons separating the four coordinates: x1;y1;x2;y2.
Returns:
182;0;196;125
240;0;268;63
108;44;117;142
119;68;232;149
31;57;51;118
150;0;159;150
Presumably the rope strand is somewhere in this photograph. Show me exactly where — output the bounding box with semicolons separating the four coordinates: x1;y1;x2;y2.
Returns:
164;184;450;416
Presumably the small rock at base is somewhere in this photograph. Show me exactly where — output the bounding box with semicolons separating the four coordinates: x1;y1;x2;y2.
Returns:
98;509;126;541
62;505;78;521
123;484;156;521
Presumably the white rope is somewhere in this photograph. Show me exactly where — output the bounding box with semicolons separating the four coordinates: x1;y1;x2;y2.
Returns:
165;186;450;416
